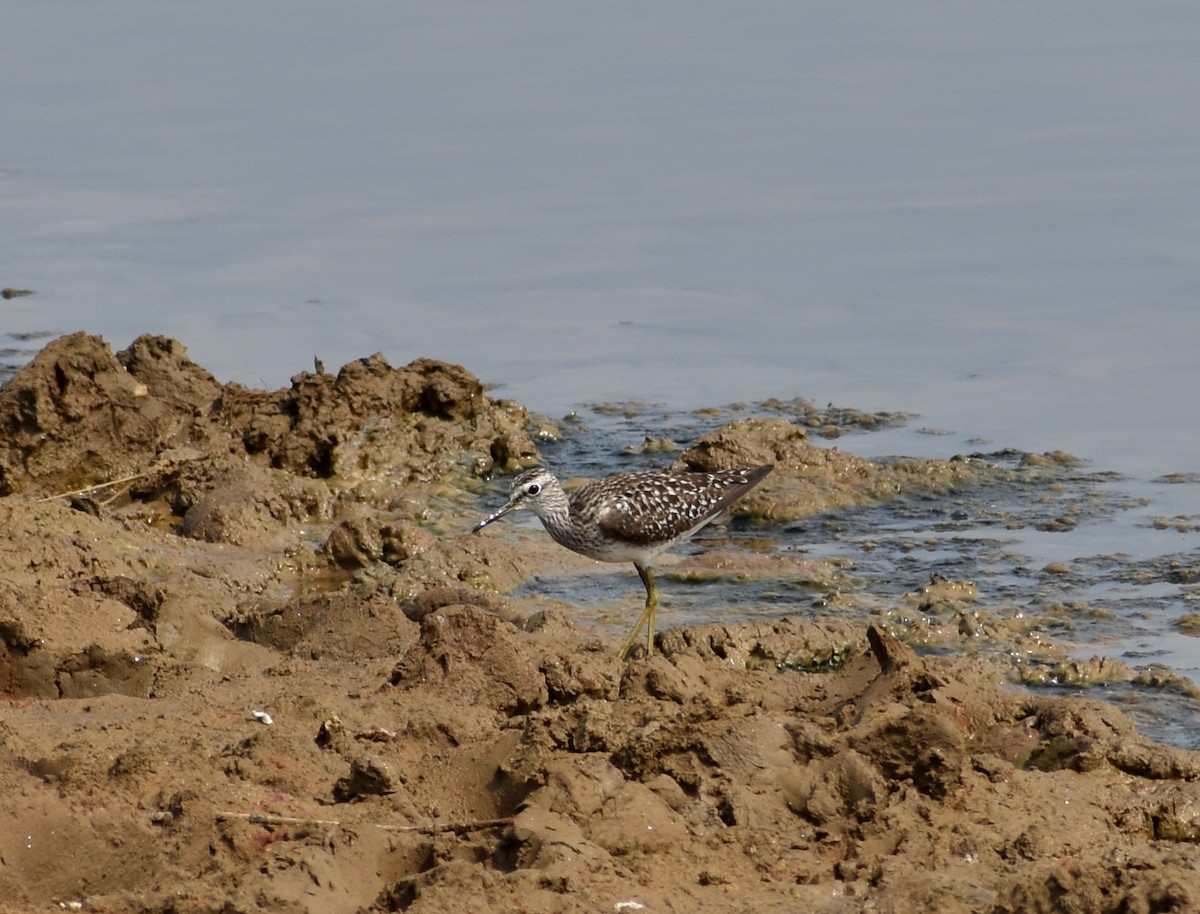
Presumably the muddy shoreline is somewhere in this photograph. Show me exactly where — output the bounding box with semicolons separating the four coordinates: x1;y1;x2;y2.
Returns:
0;333;1196;913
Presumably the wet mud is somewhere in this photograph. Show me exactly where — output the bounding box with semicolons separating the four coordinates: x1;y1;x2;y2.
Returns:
0;333;1197;913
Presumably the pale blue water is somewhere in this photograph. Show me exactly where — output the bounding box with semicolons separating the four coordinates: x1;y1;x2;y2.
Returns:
4;2;1200;726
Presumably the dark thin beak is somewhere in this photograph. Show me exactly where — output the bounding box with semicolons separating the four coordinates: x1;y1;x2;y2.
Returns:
471;499;518;534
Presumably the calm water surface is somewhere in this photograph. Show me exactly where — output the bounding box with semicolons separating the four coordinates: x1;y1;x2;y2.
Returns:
4;2;1199;728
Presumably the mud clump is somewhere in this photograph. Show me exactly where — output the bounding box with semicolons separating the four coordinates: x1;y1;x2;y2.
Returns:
0;332;538;498
218;353;503;480
680;416;1005;522
0;333;1197;913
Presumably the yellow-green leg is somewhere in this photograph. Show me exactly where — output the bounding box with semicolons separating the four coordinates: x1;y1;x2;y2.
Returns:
618;564;658;660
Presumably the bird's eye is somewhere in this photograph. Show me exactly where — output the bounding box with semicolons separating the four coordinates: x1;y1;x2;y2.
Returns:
526;483;541;496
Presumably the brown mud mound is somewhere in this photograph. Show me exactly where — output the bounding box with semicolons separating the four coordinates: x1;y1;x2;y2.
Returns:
680;416;1011;523
0;332;538;499
0;333;1197;913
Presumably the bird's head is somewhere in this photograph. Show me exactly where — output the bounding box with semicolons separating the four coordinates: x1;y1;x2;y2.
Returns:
471;467;564;532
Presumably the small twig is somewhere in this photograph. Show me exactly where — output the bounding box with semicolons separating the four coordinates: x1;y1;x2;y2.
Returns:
217;812;342;828
98;483;136;506
215;811;513;835
36;469;157;503
35;456;183;504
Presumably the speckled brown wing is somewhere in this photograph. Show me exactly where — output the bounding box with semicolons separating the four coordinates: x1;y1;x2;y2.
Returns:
592;466;772;548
